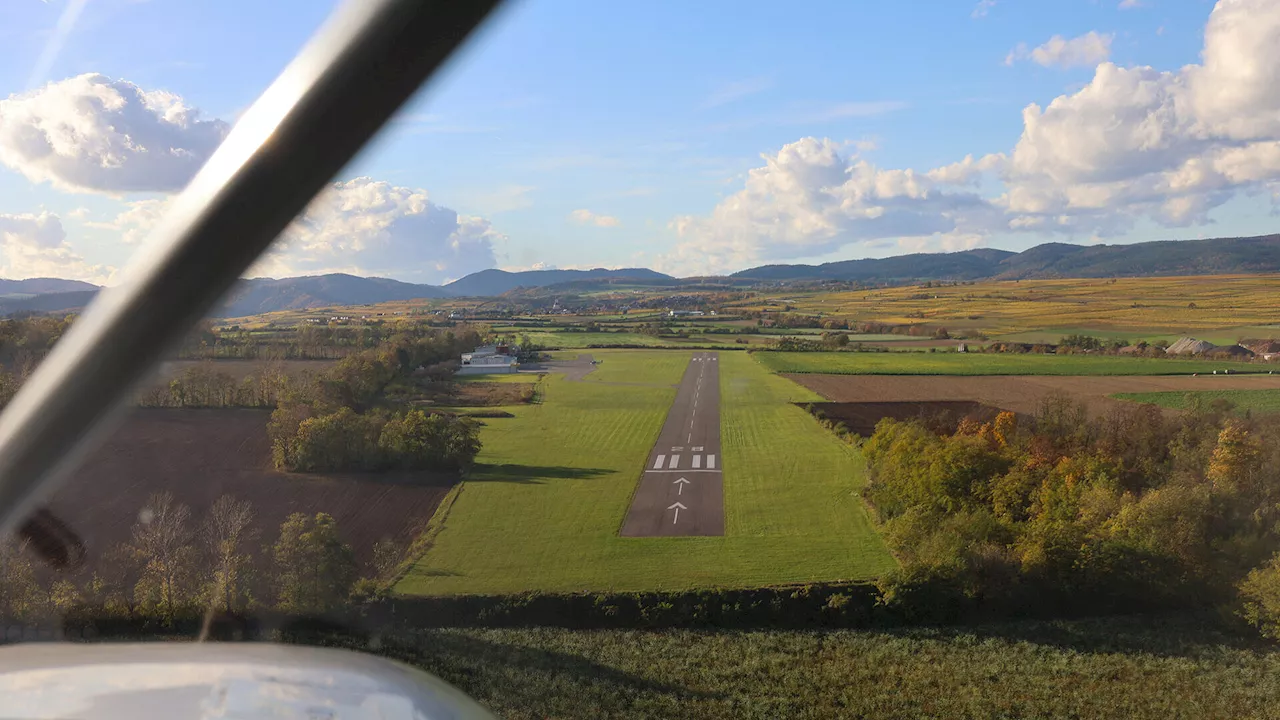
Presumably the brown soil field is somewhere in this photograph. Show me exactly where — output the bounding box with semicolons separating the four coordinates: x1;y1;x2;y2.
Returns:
805;400;1008;436
153;358;336;382
43;408;454;573
789;374;1280;418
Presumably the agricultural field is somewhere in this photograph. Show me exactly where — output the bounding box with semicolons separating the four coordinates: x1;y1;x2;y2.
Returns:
1114;389;1280;414
724;274;1280;339
362;615;1280;720
758;350;1271;376
396;349;894;596
48;409;455;568
152;358;335;382
788;373;1280;419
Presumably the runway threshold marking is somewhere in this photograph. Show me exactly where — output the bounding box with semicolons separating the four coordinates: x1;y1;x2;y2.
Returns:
653;455;665;470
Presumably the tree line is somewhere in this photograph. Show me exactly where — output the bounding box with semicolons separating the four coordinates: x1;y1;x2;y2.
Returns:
0;492;397;624
267;328;484;473
857;394;1280;634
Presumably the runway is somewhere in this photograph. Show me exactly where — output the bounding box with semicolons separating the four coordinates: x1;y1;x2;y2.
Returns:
620;352;724;537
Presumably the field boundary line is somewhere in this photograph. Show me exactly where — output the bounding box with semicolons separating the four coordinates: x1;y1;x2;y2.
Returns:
388;480;466;591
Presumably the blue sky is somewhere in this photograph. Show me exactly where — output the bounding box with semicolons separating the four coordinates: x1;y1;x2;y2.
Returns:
0;0;1278;284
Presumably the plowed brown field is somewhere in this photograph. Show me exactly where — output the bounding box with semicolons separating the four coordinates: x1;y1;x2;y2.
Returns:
44;408;454;569
788;374;1280;417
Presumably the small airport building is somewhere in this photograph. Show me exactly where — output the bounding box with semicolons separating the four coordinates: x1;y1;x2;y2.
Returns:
457;344;519;375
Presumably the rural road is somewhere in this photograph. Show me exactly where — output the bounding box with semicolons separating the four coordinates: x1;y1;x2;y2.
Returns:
620;352;724;537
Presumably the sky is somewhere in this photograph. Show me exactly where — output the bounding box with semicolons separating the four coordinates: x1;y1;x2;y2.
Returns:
0;0;1278;285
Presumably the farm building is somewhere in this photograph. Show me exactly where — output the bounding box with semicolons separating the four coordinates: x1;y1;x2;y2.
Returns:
457;344;518;375
1213;344;1256;359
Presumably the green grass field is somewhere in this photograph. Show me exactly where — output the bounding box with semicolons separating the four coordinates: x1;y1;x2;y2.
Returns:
396;350;894;596
756;351;1268;376
1114;389;1280;414
335;616;1280;720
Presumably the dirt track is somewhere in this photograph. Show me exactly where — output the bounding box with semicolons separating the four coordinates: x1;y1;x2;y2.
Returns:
45;408;454;570
789;374;1280;417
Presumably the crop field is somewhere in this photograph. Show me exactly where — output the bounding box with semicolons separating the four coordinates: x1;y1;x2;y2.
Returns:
723;274;1280;338
48;409;454;568
359;616;1280;720
1113;389;1280;414
396;350;894;596
757;351;1270;376
788;373;1280;418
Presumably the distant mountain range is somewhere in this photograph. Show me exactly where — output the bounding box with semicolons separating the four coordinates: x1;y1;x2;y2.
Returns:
6;234;1280;318
733;234;1280;282
443;267;671;296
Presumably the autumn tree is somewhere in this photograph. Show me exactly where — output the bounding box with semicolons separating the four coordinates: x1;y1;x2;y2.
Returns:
129;492;199;621
203;495;258;613
272;513;357;615
0;541;45;621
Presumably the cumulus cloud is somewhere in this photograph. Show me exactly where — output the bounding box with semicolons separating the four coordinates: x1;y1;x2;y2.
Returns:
84;198;171;245
0;212;107;281
1004;0;1280;232
250;177;500;285
1006;31;1113;68
663;138;1000;275
568;209;621;228
668;0;1280;274
0;73;229;194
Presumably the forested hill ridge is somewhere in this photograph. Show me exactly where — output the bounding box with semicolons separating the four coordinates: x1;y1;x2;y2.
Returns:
733;234;1280;282
441;267;672;296
5;235;1280;317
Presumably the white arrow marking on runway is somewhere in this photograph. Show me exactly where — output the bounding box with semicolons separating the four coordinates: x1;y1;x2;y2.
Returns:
668;501;687;523
673;477;690;495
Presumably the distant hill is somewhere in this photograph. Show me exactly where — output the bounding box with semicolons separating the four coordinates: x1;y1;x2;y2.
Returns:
444;268;673;297
0;278;98;297
9;234;1280;319
0;290;97;315
214;274;450;317
732;234;1280;283
734;248;1015;282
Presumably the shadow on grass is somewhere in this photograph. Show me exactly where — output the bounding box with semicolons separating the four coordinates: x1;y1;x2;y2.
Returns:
335;629;727;715
467;463;616;484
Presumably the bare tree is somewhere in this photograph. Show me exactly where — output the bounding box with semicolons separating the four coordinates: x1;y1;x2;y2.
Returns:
130;492;198;621
202;495;257;613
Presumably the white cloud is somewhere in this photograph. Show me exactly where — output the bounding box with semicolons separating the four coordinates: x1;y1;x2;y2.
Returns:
84;197;171;244
569;209;622;227
665;0;1280;274
1119;0;1146;8
0;212;108;281
0;73;229;194
1007;32;1113;69
250;177;500;285
1004;0;1280;232
701;76;774;109
67;207;89;219
662;138;999;275
972;0;997;19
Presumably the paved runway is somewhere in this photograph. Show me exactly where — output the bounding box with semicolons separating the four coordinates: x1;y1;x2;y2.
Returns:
620;352;724;537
